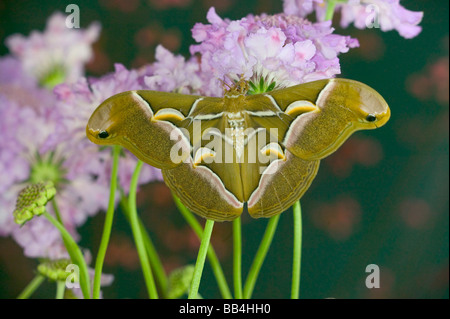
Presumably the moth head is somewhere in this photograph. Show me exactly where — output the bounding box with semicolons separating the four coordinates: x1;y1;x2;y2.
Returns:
356;106;391;130
86;95;123;146
329;79;391;130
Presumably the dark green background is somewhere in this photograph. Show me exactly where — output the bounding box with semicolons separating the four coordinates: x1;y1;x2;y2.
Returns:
0;0;448;299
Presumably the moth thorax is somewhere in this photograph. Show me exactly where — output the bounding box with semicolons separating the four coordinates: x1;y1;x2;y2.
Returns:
227;112;245;159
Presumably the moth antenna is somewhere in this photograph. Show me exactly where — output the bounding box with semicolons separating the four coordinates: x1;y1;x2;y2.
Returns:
223;74;249;96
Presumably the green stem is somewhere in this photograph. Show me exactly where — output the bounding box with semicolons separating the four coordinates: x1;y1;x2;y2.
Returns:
51;198;63;225
173;195;232;299
188;219;215;299
93;145;120;299
325;0;337;21
233;217;243;299
291;201;302;299
43;211;91;299
243;214;280;299
128;160;158;299
120;196;168;296
17;274;45;299
56;280;65;299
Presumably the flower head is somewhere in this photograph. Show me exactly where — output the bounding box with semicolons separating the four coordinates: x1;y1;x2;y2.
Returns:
37;258;72;281
283;0;423;39
13;182;56;225
283;0;324;17
143;45;203;94
338;0;423;39
0;19;161;259
5;12;100;88
190;7;358;95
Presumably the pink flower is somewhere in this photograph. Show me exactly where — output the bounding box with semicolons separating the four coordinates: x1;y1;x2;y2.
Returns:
0;63;163;258
283;0;324;17
143;45;203;94
5;12;100;87
190;8;358;93
338;0;423;39
283;0;423;39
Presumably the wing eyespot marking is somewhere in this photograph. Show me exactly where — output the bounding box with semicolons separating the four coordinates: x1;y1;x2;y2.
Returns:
284;100;318;117
152;108;186;122
193;147;217;166
260;142;285;160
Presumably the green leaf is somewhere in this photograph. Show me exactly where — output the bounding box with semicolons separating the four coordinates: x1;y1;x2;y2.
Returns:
267;81;276;92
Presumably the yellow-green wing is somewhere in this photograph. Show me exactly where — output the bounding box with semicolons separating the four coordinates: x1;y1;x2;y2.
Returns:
266;78;390;160
87;89;245;221
86;90;222;169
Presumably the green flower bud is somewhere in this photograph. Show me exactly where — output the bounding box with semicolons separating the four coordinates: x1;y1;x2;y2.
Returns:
13;181;56;225
37;258;73;281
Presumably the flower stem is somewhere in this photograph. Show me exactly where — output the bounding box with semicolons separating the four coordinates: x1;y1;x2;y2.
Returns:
325;0;337;21
233;217;243;299
173;195;232;299
188;219;215;299
51;198;63;225
56;280;65;299
291;201;302;299
93;145;120;299
128;160;158;299
42;210;91;299
120;196;168;296
17;274;45;299
243;214;280;299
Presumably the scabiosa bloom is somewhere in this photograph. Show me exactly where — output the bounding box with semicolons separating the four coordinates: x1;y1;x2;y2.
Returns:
0;83;55;236
190;7;358;95
5;12;100;88
283;0;324;17
337;0;423;39
0;22;162;260
143;45;203;94
283;0;423;39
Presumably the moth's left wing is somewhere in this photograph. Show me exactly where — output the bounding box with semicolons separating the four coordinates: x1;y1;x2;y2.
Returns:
86;90;219;169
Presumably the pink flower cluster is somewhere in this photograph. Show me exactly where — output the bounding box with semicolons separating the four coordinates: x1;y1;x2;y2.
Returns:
0;17;162;260
284;0;423;39
189;7;358;94
6;13;101;84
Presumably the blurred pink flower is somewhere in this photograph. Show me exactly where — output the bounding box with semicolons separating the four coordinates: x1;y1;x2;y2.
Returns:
283;0;324;17
5;12;100;87
143;45;203;94
338;0;423;39
0;18;161;259
284;0;423;39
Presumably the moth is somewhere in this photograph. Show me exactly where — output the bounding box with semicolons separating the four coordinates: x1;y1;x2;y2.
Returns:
86;78;390;221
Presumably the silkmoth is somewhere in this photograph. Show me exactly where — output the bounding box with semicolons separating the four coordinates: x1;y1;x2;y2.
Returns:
87;78;390;221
